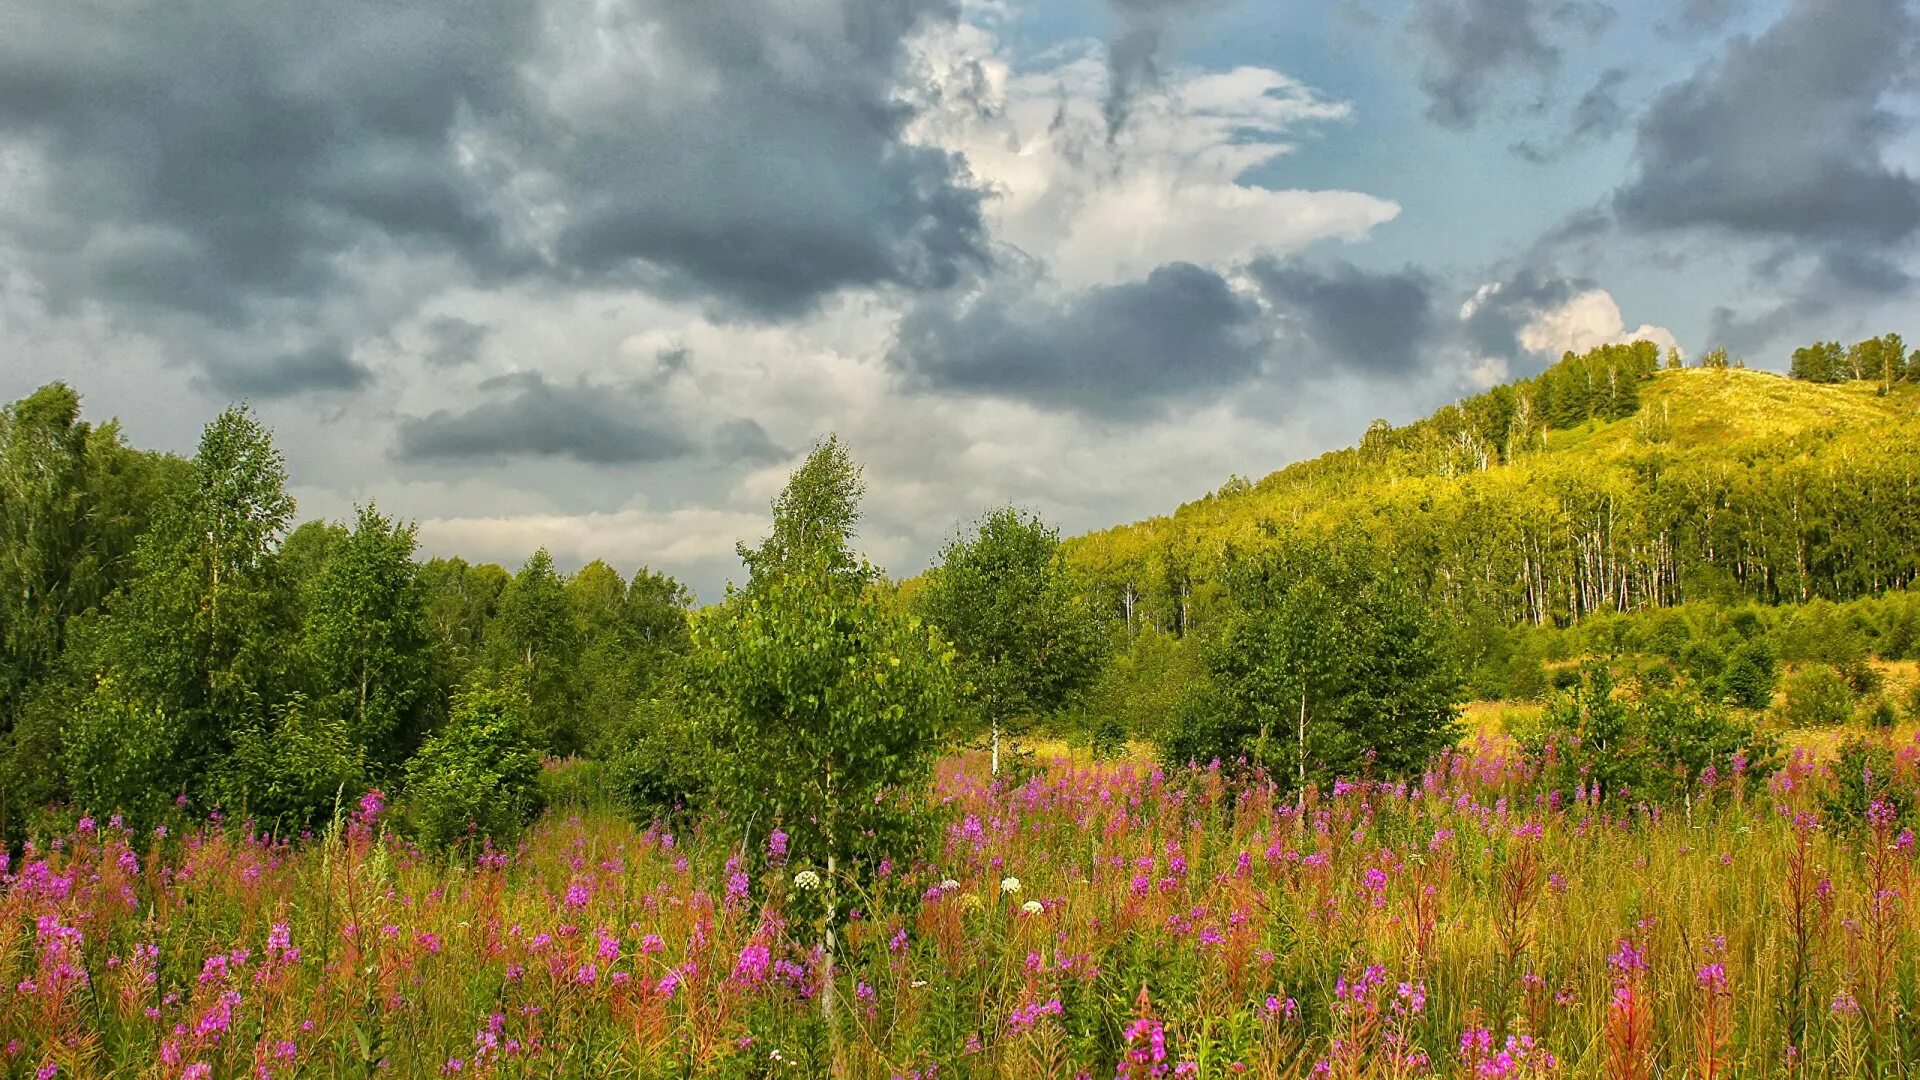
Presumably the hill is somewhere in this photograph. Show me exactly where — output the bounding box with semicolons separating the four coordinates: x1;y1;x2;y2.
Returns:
1062;352;1920;636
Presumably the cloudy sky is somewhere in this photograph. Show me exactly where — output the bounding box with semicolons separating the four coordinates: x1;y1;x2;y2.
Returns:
4;0;1917;599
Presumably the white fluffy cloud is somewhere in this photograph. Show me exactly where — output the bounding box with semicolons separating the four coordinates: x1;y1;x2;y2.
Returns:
1516;287;1682;358
908;23;1400;287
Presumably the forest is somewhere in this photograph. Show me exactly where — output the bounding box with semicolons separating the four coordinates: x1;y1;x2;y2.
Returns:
5;330;1920;1076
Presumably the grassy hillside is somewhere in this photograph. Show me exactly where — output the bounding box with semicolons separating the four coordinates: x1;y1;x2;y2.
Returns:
1063;361;1920;634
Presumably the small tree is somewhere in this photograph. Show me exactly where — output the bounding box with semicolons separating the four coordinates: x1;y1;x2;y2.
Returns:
1779;664;1854;727
485;549;582;753
916;507;1105;774
302;505;433;769
688;437;958;1046
402;683;544;854
1162;531;1461;791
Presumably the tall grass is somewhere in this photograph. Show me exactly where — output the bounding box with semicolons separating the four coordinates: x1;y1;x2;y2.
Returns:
6;734;1920;1077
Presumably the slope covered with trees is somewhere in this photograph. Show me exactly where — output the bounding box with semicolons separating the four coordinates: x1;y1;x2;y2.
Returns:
1066;340;1920;638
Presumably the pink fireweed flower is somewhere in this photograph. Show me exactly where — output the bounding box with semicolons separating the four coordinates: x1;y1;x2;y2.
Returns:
1608;939;1647;976
1007;998;1065;1035
735;943;771;985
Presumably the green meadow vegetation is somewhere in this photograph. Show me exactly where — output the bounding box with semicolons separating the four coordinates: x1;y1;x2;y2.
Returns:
6;332;1920;1076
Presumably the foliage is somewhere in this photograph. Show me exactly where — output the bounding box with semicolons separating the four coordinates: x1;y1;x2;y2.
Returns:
485;549;582;754
1065;360;1920;638
1531;666;1773;803
916;507;1105;768
62;675;190;831
210;695;367;834
1779;664;1855;727
1076;627;1206;746
689;439;961;879
1717;639;1779;710
1820;736;1915;835
402;683;545;853
594;692;715;821
1162;532;1462;786
300;505;433;767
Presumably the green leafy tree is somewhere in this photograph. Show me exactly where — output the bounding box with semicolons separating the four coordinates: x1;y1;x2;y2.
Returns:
418;556;510;691
1717;639;1778;710
1164;532;1461;790
302;505;434;767
82;405;297;798
687;437;959;1038
1779;663;1854;727
402;683;545;853
569;560;692;747
0;385;187;837
736;434;867;591
1790;341;1845;383
485;549;582;753
915;507;1105;774
211;695;366;834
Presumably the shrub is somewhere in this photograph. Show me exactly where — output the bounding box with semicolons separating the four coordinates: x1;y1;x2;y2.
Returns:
1821;737;1915;834
1779;664;1854;728
402;684;544;853
1716;640;1777;710
211;696;366;835
595;694;715;821
1859;695;1899;730
1531;668;1770;804
63;675;188;831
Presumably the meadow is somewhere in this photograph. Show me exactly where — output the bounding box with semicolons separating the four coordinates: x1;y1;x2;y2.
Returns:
7;730;1920;1080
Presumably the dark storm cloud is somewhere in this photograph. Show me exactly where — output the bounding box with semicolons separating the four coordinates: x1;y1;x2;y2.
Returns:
1248;258;1436;375
397;374;693;465
710;419;788;465
1613;0;1920;245
892;262;1270;418
0;0;987;346
201;345;374;399
422;318;490;370
0;2;534;318
530;0;986;317
1678;0;1743;32
1708;248;1913;356
1409;0;1616;130
1101;0;1221;139
1510;67;1629;163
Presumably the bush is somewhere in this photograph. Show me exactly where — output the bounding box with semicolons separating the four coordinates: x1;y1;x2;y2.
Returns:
402;684;544;853
1078;628;1205;745
1859;695;1899;730
211;696;366;835
595;694;715;821
1779;664;1855;727
63;676;188;831
1821;737;1915;835
1717;640;1777;710
1530;667;1771;804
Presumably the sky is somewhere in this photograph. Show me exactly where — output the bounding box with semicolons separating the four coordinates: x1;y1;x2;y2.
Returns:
3;0;1917;600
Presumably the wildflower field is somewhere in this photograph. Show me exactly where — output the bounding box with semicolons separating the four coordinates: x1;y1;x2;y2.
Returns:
7;737;1920;1080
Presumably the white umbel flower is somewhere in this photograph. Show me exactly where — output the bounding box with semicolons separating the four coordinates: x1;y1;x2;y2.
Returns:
1000;876;1021;895
792;870;821;891
939;878;961;891
1021;900;1044;915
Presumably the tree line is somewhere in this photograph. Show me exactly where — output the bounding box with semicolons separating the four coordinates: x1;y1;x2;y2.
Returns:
11;334;1918;856
1067;336;1920;640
